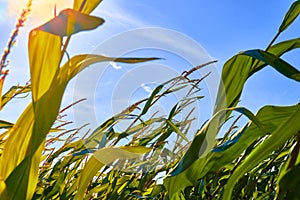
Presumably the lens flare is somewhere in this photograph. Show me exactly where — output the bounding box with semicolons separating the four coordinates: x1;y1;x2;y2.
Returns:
7;0;73;24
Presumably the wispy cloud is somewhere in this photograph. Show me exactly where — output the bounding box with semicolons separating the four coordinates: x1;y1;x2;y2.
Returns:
95;1;152;29
109;61;122;70
141;83;153;93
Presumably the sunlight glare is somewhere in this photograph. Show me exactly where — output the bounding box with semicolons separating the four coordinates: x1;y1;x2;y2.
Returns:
7;0;73;24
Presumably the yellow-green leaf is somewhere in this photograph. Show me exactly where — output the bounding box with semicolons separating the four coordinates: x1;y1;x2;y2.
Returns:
73;0;103;14
0;105;34;180
0;74;7;110
29;30;61;102
75;146;150;200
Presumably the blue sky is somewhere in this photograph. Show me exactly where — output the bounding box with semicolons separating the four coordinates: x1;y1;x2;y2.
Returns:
0;0;299;135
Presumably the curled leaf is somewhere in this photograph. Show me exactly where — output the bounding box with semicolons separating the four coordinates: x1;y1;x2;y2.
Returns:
36;9;104;36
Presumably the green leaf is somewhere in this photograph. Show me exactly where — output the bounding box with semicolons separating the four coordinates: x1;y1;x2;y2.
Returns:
166;119;189;142
204;105;299;176
279;0;300;32
223;105;300;199
3;143;44;200
73;0;103;14
242;49;300;81
278;163;300;199
214;55;254;114
214;48;300;115
164;105;295;199
253;38;300;74
36;9;104;36
141;85;163;115
0;179;7;199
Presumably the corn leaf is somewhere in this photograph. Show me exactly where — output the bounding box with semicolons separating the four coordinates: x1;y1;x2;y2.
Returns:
3;143;44;200
242;49;300;81
214;55;254;113
141;84;163;115
166;119;189;142
223;104;300;199
214;49;300;115
28;30;61;102
0;75;7;110
36;9;104;36
0;179;7;199
0;120;13;129
164;106;272;199
279;0;300;33
278;163;300;199
0;105;34;180
75;146;151;200
73;0;103;14
2;53;158;200
1;85;31;108
164;105;299;199
253;38;300;74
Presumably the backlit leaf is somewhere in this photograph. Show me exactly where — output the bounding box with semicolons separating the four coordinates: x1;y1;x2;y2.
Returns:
36;9;104;36
75;146;150;200
1;85;31;109
0;74;7;110
0;120;13;129
73;0;103;14
214;55;253;114
28;30;61;102
3;53;158;200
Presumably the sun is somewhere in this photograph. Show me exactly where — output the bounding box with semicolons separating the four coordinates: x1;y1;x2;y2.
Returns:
7;0;73;25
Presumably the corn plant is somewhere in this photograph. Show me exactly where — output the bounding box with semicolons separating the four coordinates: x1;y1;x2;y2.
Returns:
1;0;300;200
0;0;158;199
164;1;300;199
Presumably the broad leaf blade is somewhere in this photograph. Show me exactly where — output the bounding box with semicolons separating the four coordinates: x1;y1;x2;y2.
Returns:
253;38;300;74
36;9;104;36
242;49;300;81
29;30;61;102
223;105;300;199
75;146;150;200
214;55;254;114
0;105;34;180
4;53;158;200
164;106;280;199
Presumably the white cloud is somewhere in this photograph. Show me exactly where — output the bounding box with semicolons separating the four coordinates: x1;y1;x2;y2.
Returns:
109;61;122;70
141;83;153;93
94;1;152;29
